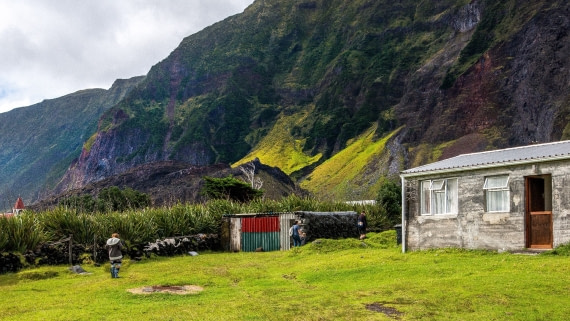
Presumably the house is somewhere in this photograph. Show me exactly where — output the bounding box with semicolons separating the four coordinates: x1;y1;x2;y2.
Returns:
400;140;570;252
0;197;24;218
13;197;25;215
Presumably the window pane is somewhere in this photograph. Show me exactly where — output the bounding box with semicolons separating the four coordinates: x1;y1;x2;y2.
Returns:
433;191;445;214
446;178;458;213
430;180;445;190
421;181;430;214
484;176;509;189
487;190;509;212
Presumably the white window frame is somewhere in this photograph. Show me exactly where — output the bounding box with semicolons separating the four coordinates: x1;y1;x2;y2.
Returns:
420;178;458;215
483;175;510;213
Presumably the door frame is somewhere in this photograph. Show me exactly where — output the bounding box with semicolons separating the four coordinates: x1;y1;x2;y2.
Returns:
525;175;553;249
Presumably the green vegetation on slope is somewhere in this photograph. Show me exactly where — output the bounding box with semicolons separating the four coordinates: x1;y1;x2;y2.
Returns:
232;109;322;174
301;125;402;201
2;232;570;320
92;0;474;175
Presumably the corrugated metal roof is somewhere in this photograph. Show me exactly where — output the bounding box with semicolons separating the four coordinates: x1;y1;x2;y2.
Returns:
401;140;570;177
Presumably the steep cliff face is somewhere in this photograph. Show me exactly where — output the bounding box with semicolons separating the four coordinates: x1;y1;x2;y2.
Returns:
0;76;143;208
396;0;569;165
56;0;569;200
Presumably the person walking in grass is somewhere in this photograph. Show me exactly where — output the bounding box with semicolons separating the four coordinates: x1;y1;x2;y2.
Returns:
106;233;124;278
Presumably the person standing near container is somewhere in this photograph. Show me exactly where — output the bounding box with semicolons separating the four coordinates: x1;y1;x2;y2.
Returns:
357;211;367;240
106;233;124;278
291;220;302;247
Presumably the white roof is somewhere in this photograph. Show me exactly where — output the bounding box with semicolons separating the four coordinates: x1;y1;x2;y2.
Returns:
401;140;570;177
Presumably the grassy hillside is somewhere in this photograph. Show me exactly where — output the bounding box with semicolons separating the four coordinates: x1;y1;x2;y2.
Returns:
80;0;474;187
2;232;570;320
299;125;403;201
232;108;322;175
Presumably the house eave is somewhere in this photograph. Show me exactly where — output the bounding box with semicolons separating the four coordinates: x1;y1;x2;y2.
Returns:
400;155;570;179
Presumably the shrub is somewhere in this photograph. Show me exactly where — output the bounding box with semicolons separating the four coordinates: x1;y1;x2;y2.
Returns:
0;214;45;252
376;178;402;225
201;176;263;202
58;186;151;214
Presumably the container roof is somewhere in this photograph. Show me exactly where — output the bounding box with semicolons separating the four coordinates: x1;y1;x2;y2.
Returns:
401;140;570;177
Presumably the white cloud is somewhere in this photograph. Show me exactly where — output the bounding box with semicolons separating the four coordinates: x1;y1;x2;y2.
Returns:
0;0;254;113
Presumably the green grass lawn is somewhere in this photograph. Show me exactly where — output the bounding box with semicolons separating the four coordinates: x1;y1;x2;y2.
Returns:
1;232;569;320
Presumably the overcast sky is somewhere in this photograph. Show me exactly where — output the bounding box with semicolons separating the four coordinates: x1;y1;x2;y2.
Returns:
0;0;254;113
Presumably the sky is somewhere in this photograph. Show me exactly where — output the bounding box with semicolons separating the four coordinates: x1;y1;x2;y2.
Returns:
0;0;254;113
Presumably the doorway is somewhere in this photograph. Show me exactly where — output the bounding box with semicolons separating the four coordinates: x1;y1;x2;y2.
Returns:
525;175;553;249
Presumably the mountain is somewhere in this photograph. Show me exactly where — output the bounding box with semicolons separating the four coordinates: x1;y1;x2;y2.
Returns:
0;77;143;210
3;0;567;206
54;0;569;202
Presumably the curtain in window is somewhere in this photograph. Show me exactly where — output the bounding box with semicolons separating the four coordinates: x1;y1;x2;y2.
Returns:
487;190;509;212
484;176;509;212
446;178;458;213
421;181;430;214
432;190;445;214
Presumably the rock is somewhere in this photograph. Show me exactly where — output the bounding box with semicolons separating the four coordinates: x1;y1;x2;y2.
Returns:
69;265;89;274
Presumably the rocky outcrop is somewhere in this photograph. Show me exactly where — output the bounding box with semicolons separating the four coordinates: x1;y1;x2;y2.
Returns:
397;0;569;164
35;159;304;210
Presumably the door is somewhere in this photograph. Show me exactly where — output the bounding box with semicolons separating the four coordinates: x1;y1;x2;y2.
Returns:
525;176;553;249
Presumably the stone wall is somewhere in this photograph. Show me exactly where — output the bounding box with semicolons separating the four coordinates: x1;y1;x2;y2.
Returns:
404;159;570;251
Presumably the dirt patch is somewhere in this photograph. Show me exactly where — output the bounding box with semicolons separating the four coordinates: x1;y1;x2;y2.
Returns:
127;285;203;295
365;303;403;319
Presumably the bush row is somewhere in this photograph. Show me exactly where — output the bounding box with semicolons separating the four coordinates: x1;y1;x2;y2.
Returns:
0;196;398;273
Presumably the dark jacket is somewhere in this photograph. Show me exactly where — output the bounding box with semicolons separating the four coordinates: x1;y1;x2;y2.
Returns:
106;237;124;261
358;214;367;230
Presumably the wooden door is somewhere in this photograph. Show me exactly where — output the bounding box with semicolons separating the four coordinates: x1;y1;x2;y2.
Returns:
525;176;552;249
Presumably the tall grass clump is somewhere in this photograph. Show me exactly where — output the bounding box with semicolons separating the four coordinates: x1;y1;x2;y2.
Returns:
37;208;96;244
542;242;570;256
244;198;284;213
0;218;8;250
275;195;348;212
151;204;221;237
4;196;394;253
0;213;45;252
97;210;158;245
204;199;246;215
184;204;223;234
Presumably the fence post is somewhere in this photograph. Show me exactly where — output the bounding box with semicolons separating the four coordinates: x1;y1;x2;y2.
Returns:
93;235;97;263
69;234;73;266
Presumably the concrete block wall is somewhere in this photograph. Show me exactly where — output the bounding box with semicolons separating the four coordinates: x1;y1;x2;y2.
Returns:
404;159;570;251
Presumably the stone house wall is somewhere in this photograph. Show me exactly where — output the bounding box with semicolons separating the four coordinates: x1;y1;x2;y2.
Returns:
404;159;570;251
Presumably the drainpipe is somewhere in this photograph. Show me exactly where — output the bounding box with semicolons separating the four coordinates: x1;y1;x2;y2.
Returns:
401;175;407;253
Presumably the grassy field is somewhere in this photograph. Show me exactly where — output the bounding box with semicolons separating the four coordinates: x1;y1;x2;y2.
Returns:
1;231;569;321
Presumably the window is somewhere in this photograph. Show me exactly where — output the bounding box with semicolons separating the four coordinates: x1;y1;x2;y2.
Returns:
420;178;458;215
483;175;510;212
